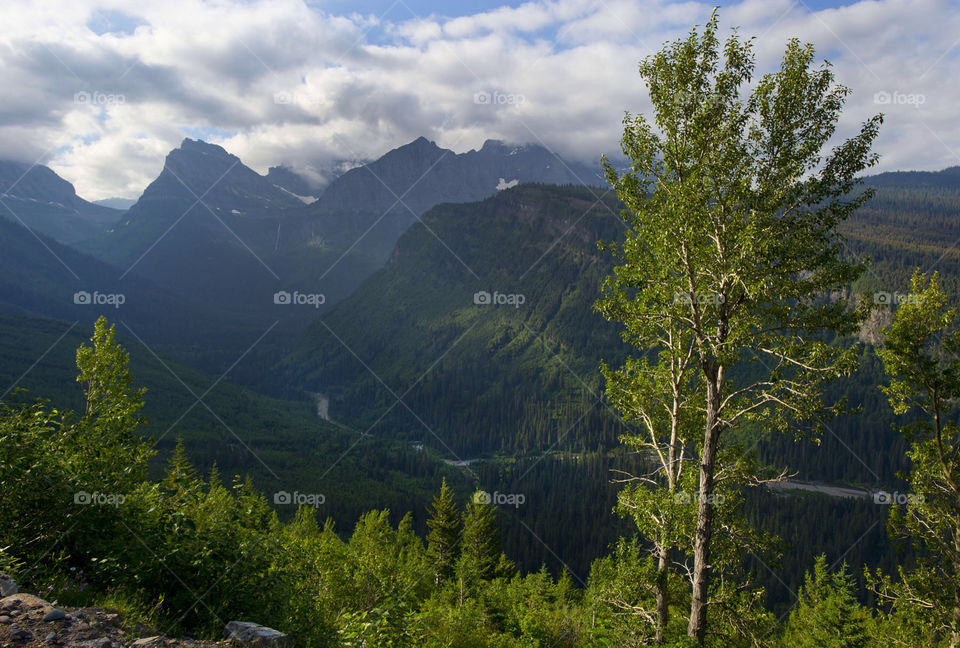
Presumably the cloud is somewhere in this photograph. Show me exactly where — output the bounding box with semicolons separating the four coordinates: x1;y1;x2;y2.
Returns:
0;0;956;200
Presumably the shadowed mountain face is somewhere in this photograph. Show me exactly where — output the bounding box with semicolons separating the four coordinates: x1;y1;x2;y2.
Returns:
0;160;123;244
0;212;259;361
70;137;602;331
281;183;630;455
314;136;601;218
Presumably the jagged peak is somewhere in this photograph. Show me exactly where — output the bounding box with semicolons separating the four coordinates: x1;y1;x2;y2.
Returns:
171;138;236;160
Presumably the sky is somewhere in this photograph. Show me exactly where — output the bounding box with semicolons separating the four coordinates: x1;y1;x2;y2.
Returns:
0;0;957;200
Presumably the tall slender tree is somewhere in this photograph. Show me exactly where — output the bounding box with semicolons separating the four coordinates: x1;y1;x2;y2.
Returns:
459;490;505;582
426;478;462;587
597;11;881;643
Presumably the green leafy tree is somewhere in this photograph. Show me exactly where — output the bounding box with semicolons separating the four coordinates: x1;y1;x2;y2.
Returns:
597;10;880;643
0;400;72;573
0;317;154;584
426;478;462;587
69;316;153;495
603;317;700;643
872;271;960;647
781;556;872;648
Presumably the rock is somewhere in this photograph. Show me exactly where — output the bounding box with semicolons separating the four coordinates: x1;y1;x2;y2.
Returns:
44;608;67;621
1;592;54;612
71;638;113;648
0;573;18;597
133;636;163;646
10;628;34;641
0;614;11;623
45;630;57;642
224;621;290;648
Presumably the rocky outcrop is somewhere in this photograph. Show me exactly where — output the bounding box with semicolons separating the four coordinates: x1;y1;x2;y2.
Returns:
0;591;288;648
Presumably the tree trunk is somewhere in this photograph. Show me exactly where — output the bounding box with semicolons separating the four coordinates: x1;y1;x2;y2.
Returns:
688;375;721;644
655;542;669;643
952;522;960;648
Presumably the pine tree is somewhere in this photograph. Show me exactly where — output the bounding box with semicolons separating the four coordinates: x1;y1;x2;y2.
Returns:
426;478;462;586
458;490;502;581
161;437;201;495
780;556;871;648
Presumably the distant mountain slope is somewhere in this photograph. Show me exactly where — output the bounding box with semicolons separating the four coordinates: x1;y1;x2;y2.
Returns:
282;184;630;455
842;169;960;292
93;197;136;210
0;213;269;372
0;161;123;244
862;165;960;189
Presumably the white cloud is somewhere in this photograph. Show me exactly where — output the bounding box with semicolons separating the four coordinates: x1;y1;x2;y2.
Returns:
0;0;955;199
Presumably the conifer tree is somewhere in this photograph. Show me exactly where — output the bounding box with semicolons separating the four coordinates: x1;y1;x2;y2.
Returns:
426;478;462;586
781;556;871;648
459;490;503;581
